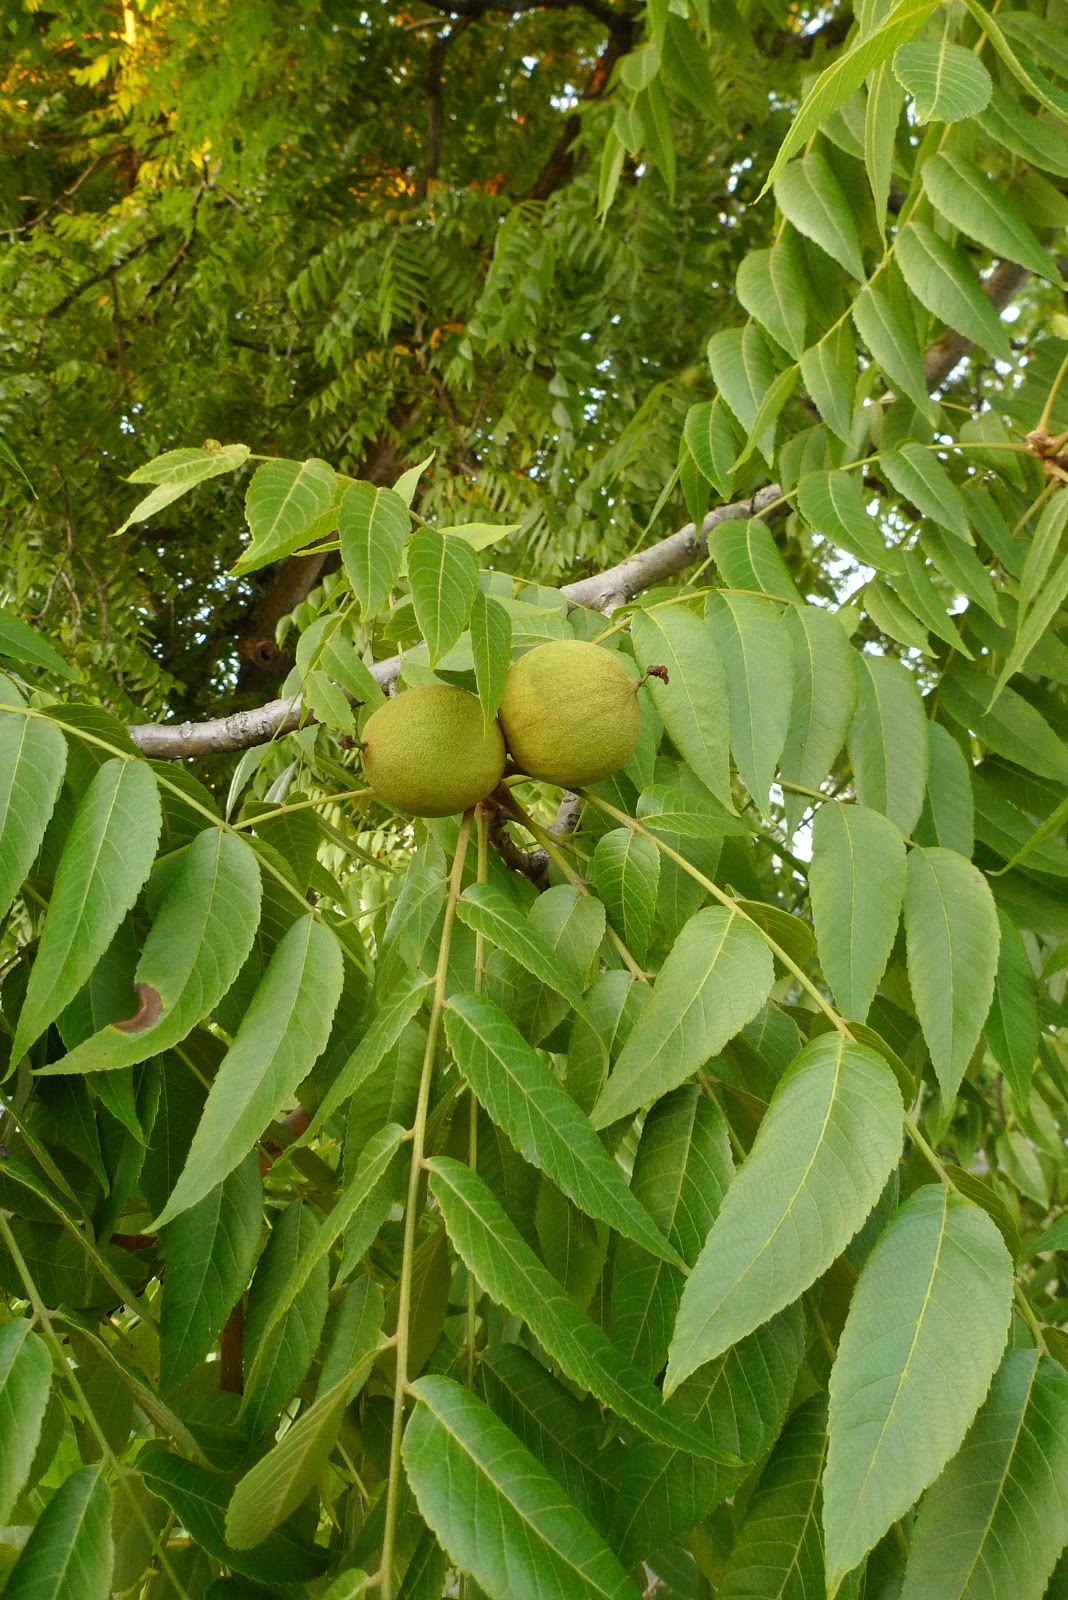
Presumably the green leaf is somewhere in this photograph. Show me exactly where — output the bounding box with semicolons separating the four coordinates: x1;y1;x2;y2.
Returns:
940;661;1068;785
774;152;865;280
0;609;76;681
242;1201;330;1437
613;1304;806;1564
984;908;1039;1105
852;282;936;416
706;592;794;812
1017;489;1068;622
610;1086;733;1378
993;547;1068;702
899;1349;1068;1600
295;971;431;1149
635;77;676;199
896;221;1011;360
707;324;778;438
780;606;858;833
892;552;971;654
457;883;593;1018
234;457;337;575
736;239;807;358
591;907;774;1130
227;1349;380;1550
797;470;898;571
684;399;737;498
879;443;971;540
12;759;162;1061
665;1033;903;1395
824;1185;1014;1590
709;517;804;603
0;432;35;495
0;1319;52;1524
848;653;930;836
799;321;857;444
0;711;67;923
137;1448;328;1584
402;1375;642;1600
923;151;1062;283
630;608;732;811
904;846;1000;1102
920;720;974;856
733;364;798;469
471;589;511;723
718;1397;828;1600
118;444;251;533
41;828;262;1076
3;1464;112;1600
636;783;745;839
591;828;659;967
760;0;937;191
922;524;1003;624
866;60;906;241
392;452;435;506
159;1151;263;1389
426;1158;739;1463
408;528;480;667
444;993;682;1267
810;802;907;1022
957;0;1068;126
979;86;1068;179
865;586;929;658
338;481;410;620
480;1345;619;1540
894;38;992;121
152;916;343;1224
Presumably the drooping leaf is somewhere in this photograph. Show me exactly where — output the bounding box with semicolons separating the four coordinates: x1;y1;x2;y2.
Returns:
665;1033;903;1394
630;605;732;811
852;281;936;416
11;758;162;1061
824;1185;1014;1590
0;711;68;923
3;1465;112;1600
866;60;905;240
736;238;808;358
705;592;794;813
780;606;858;834
591;907;774;1130
810;802;907;1022
241;1201;330;1438
923;150;1062;282
234;457;337;575
0;1319;52;1525
940;661;1068;786
984;908;1039;1105
919;721;974;856
709;517;804;603
444;993;684;1267
137;1448;329;1584
899;1349;1068;1600
879;444;971;540
904;846;1000;1102
799;321;857;443
0;610;76;681
848;653;930;836
456;884;594;1017
893;37;992;121
408;528;480;666
797;470;896;571
338;480;410;620
402;1375;643;1600
41;828;262;1076
895;221;1011;360
774;152;866;280
707;324;778;442
152;915;344;1224
117;444;251;533
590;827;660;967
610;1086;733;1379
760;0;937;188
159;1151;263;1389
227;1348;381;1550
718;1396;829;1600
471;589;511;723
426;1158;739;1463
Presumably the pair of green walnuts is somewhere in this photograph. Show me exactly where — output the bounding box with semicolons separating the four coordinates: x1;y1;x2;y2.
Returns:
360;639;642;817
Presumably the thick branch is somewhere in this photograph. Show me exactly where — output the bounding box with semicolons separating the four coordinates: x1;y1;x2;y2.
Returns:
127;485;781;757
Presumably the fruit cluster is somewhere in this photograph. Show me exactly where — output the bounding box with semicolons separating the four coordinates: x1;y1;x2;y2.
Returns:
360;639;642;816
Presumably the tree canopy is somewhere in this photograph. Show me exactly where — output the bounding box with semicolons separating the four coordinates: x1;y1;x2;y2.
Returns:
4;0;1068;1596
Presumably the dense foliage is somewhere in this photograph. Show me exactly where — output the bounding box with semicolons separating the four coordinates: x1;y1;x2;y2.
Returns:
4;0;1068;1596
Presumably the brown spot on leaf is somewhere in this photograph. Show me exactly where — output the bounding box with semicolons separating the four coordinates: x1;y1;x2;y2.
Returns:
113;982;163;1034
